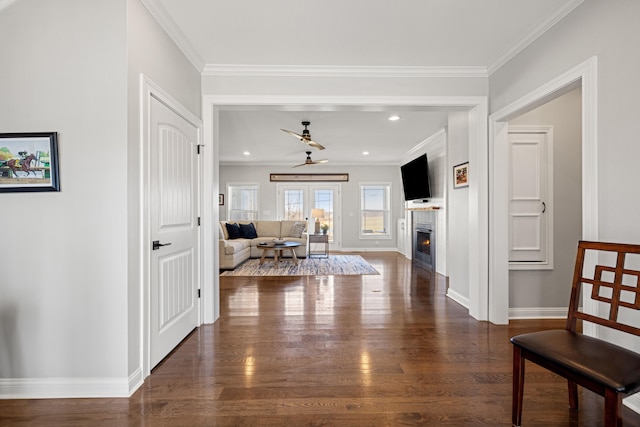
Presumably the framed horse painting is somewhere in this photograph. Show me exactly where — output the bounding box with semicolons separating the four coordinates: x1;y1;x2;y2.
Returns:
0;132;60;192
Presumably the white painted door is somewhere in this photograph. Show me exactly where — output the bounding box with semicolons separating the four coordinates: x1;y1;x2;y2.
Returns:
508;127;553;266
150;95;199;368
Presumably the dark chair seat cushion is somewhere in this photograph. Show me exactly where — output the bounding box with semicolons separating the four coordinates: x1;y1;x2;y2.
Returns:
511;330;640;393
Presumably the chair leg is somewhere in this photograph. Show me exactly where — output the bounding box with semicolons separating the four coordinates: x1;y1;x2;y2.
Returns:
512;345;525;427
603;388;622;427
568;380;578;409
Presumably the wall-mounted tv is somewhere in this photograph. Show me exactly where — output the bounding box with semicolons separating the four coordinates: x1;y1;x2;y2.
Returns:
400;153;432;201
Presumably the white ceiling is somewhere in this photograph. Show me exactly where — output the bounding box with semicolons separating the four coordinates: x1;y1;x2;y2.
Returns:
150;0;582;166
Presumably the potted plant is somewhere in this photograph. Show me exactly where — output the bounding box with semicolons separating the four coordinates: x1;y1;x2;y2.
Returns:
320;223;329;235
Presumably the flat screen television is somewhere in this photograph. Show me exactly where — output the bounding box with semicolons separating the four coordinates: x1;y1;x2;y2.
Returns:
400;154;432;201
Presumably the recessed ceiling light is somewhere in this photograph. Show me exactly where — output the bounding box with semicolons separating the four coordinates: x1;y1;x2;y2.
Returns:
243;151;251;156
388;115;400;121
362;151;370;156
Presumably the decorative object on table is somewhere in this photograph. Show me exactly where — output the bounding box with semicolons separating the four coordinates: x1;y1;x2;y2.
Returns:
273;239;286;245
453;162;469;189
219;194;224;205
281;121;325;150
220;255;379;277
292;151;328;168
320;223;329;235
311;208;325;234
0;132;60;193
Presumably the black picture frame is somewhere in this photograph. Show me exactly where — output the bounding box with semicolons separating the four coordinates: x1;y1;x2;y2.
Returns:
0;132;60;193
219;194;224;205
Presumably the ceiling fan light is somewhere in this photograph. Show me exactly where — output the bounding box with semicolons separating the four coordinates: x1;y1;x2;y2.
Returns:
388;115;401;121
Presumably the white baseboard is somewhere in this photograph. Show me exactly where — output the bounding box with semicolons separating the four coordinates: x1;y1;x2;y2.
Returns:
625;394;640;415
509;307;567;319
128;367;144;396
0;376;132;399
446;288;469;309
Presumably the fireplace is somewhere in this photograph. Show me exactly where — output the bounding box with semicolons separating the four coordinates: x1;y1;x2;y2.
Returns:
414;222;435;270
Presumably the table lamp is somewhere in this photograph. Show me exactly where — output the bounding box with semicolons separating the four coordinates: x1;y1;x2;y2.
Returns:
311;208;325;234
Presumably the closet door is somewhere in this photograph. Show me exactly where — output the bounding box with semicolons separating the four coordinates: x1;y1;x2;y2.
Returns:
508;126;553;269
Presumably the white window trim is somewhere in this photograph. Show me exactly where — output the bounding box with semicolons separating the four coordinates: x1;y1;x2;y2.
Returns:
226;182;260;221
359;182;392;240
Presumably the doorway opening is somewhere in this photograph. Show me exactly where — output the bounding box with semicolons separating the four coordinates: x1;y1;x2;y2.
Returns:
488;57;598;325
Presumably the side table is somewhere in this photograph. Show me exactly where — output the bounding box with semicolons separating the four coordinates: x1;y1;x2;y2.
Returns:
309;233;329;258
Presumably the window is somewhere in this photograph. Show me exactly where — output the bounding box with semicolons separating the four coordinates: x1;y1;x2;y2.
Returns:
282;188;305;221
360;183;391;238
314;189;334;240
227;183;259;221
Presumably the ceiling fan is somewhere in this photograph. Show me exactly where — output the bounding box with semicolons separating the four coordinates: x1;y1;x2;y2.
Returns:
293;151;328;168
281;121;326;150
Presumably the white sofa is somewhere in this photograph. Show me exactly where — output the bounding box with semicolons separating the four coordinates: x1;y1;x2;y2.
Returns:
219;220;308;270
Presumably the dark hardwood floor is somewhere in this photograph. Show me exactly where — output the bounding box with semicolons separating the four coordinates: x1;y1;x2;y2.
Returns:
2;252;640;426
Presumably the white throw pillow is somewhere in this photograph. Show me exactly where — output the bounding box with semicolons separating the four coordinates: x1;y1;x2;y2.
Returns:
289;221;306;238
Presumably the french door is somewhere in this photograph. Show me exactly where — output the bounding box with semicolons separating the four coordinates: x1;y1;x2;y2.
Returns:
277;184;341;250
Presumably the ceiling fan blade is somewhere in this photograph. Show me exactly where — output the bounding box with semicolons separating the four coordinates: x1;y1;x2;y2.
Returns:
305;138;325;150
291;162;307;168
281;128;325;150
281;128;303;139
312;159;329;164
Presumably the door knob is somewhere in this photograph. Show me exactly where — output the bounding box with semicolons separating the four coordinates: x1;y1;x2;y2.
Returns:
152;240;172;250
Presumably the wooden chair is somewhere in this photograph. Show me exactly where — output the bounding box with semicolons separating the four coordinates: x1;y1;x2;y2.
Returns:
511;240;640;426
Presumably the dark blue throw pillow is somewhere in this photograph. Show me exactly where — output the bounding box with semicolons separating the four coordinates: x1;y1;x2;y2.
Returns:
225;222;241;239
239;223;258;239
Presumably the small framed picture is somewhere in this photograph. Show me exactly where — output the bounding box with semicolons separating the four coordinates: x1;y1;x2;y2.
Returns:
219;194;224;205
0;132;60;192
453;162;469;189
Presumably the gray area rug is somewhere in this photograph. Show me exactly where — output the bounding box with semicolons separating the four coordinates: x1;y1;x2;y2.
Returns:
220;255;379;277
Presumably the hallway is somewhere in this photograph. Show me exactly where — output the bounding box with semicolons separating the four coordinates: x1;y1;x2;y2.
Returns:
2;252;640;426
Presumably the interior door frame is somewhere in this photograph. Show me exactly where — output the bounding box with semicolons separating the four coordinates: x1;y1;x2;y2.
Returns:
141;75;203;377
204;94;488;323
488;57;598;325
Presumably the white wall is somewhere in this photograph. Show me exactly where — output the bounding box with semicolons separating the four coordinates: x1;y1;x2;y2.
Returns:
126;0;201;383
508;88;582;311
446;112;470;304
219;164;403;251
489;0;640;345
0;0;129;393
0;0;201;398
203;74;488;98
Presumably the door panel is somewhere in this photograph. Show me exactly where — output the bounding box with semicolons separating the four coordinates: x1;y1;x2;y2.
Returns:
150;96;199;369
508;128;551;265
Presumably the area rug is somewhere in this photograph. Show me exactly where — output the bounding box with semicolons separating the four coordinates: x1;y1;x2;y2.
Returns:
220;255;379;277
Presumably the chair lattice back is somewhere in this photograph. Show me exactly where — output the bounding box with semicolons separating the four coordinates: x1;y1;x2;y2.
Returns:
567;241;640;336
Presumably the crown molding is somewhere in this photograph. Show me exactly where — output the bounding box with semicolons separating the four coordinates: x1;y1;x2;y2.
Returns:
203;64;488;78
488;0;584;75
140;0;205;72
